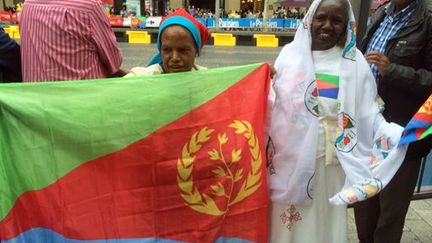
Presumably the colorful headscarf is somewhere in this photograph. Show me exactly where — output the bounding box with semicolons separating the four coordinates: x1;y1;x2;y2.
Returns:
147;8;210;66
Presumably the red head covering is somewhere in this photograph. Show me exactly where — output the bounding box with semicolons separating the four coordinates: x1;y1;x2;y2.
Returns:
160;8;210;48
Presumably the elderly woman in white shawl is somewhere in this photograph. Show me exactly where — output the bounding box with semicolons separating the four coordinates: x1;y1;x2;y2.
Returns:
267;0;408;242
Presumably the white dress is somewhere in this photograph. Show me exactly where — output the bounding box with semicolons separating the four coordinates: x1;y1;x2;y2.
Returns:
270;46;347;243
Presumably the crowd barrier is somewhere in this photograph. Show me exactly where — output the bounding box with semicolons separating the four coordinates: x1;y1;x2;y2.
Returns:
126;30;151;44
111;15;302;30
211;33;236;46
253;34;279;47
204;18;301;29
0;12;302;31
0;11;19;24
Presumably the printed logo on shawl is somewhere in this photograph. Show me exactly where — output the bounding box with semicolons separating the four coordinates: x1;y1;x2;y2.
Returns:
290;80;318;123
338;179;382;204
335;113;357;152
342;22;356;61
280;205;302;231
304;81;319;117
370;136;392;168
266;137;276;175
306;173;315;199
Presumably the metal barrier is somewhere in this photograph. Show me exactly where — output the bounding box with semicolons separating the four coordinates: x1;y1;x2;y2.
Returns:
132;16;302;32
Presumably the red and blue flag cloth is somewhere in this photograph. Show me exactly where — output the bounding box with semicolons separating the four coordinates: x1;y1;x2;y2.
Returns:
316;73;339;99
0;64;270;243
399;94;432;145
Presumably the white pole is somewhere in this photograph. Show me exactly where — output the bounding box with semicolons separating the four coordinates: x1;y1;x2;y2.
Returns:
263;0;269;31
215;0;220;30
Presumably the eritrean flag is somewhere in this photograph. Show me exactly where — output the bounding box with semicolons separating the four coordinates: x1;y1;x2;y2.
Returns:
0;64;270;243
316;73;339;99
399;94;432;145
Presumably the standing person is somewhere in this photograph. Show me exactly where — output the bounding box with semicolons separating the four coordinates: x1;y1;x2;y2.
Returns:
20;0;123;82
268;0;410;242
125;8;209;76
0;25;21;82
190;5;196;17
120;5;128;17
353;0;432;242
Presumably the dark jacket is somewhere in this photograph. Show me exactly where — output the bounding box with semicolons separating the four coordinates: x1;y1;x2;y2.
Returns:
0;26;22;82
361;0;432;159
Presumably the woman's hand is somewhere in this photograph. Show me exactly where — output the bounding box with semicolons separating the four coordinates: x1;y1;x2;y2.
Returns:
269;64;276;79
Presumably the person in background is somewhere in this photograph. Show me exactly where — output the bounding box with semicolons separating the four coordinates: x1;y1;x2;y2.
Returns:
120;5;128;17
255;10;262;18
353;0;432;242
189;5;196;17
269;1;354;241
0;25;21;82
268;0;411;242
247;10;254;18
20;0;124;82
16;2;23;12
125;8;209;76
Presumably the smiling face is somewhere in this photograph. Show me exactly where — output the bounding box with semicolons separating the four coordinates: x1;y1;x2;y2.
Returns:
311;0;349;51
160;25;198;73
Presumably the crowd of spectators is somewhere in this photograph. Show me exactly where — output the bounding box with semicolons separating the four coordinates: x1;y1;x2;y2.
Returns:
3;2;23;12
62;3;307;20
187;5;262;19
272;6;307;19
186;5;214;19
185;5;308;20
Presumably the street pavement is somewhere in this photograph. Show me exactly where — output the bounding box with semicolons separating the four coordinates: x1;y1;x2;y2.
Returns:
348;199;432;243
119;43;281;70
119;43;432;243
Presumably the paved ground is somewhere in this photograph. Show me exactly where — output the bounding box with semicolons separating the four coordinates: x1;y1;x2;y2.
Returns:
348;199;432;243
119;43;432;243
119;43;281;70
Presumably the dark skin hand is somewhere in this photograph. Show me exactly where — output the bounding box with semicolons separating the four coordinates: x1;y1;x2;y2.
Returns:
270;64;276;79
365;51;390;76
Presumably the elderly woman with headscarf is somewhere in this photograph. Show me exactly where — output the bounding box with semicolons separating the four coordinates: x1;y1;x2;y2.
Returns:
267;0;409;242
125;8;209;76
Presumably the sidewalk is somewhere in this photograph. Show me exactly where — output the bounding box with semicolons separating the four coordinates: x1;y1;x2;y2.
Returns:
347;199;432;242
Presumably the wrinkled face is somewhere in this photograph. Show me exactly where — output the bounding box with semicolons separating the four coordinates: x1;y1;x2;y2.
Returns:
161;25;197;73
311;0;348;51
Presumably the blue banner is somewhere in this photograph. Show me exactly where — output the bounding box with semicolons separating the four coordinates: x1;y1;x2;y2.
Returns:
266;19;284;28
196;17;206;26
284;18;302;29
205;18;291;29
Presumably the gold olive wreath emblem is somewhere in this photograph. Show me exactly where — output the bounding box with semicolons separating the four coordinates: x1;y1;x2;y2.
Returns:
176;120;263;216
419;95;432;114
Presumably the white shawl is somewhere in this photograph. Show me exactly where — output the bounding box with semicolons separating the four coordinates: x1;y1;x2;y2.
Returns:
268;0;408;206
